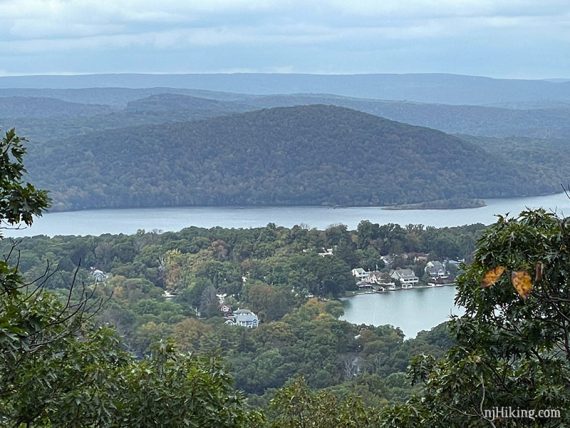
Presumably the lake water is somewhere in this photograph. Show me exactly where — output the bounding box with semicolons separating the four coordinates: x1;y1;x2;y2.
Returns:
340;286;465;339
5;192;570;238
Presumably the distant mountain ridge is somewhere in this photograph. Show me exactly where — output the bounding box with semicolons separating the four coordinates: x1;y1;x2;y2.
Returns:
25;105;557;211
1;73;570;106
242;94;570;138
3;89;570;141
0;96;113;118
0;87;250;107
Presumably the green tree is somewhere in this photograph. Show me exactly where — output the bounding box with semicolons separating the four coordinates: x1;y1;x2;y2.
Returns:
356;220;380;249
244;282;293;322
116;341;263;427
199;284;220;318
268;377;380;427
0;129;49;236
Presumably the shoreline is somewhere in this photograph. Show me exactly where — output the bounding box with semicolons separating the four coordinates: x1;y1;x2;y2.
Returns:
383;199;486;211
42;191;565;214
346;282;457;297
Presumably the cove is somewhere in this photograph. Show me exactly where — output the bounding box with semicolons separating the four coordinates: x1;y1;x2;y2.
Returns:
340;286;465;339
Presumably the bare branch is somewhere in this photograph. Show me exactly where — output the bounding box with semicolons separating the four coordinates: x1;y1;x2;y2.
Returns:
562;184;570;200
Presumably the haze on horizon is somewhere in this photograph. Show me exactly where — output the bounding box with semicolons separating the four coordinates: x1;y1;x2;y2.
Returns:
0;0;569;80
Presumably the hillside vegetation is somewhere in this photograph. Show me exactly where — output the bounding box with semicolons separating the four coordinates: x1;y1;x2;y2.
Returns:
0;96;113;118
247;94;570;138
25;105;557;211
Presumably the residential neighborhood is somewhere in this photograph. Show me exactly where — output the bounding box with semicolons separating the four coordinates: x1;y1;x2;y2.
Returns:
351;255;460;293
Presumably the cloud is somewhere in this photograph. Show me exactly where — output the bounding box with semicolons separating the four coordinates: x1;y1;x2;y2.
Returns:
1;0;568;34
326;0;570;18
0;0;567;76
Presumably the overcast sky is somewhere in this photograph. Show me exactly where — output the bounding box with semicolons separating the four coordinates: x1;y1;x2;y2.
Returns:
0;0;568;78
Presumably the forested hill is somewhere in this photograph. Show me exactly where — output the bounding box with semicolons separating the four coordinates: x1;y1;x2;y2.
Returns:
26;105;556;211
246;95;570;138
125;93;249;114
0;96;113;118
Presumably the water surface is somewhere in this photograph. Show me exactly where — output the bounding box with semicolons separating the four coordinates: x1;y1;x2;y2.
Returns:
5;192;569;237
340;286;465;338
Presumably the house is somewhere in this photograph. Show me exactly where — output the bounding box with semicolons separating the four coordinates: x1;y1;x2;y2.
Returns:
446;259;464;269
351;268;369;280
390;268;419;288
366;271;396;289
90;268;107;283
162;290;177;300
425;261;448;279
226;308;259;328
380;255;394;268
413;253;430;264
365;271;381;284
357;282;373;291
318;248;334;257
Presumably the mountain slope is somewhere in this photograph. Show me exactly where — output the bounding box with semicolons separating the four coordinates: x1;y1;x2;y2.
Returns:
123;92;570;138
462;134;570;186
125;93;248;114
0;93;251;142
0;96;113;118
26;105;557;211
246;95;570;138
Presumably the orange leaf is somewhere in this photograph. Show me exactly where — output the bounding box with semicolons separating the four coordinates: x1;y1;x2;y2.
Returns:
511;271;533;299
481;266;506;288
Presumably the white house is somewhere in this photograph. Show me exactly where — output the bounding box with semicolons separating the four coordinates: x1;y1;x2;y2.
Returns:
390;268;419;288
162;290;177;300
366;271;396;289
425;261;449;279
227;308;259;328
91;269;107;283
351;268;369;280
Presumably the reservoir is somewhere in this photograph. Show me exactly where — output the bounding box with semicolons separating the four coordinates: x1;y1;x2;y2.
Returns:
5;192;569;238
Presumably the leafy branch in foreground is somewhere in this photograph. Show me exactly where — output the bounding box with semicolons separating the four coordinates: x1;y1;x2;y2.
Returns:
268;377;381;427
380;209;570;427
0;128;49;233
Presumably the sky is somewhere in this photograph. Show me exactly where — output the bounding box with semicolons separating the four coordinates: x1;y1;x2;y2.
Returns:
0;0;568;78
